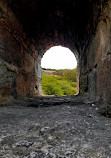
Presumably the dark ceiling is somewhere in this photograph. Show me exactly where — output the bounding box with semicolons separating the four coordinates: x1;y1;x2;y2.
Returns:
10;0;108;52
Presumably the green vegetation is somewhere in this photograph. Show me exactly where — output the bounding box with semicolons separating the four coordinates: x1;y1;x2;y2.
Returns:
42;68;77;95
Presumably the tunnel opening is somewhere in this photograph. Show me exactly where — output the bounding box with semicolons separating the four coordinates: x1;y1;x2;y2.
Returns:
0;0;110;107
41;46;79;96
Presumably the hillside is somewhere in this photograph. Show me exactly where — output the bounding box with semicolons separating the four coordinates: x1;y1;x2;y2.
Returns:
42;69;77;95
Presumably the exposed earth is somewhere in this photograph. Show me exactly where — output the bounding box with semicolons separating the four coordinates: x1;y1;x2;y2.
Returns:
0;96;111;158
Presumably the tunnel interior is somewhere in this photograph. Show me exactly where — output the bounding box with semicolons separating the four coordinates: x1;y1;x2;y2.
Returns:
0;0;111;105
10;0;103;53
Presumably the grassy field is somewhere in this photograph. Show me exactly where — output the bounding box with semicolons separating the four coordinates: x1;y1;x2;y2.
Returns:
42;68;77;95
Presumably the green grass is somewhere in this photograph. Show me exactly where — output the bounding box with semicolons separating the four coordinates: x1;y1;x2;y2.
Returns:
42;69;77;95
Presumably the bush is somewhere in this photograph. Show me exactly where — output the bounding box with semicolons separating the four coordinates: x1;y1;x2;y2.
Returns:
54;68;77;82
42;73;77;95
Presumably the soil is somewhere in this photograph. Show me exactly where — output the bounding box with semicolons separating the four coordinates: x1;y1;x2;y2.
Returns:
0;95;111;158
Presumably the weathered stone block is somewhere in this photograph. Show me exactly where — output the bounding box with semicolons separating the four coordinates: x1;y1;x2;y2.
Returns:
79;74;88;96
0;23;22;67
0;58;16;103
96;57;111;103
88;68;97;100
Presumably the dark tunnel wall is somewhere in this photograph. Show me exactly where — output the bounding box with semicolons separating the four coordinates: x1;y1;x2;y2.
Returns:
0;0;111;105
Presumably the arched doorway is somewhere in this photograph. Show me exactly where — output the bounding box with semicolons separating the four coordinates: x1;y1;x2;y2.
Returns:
41;46;79;96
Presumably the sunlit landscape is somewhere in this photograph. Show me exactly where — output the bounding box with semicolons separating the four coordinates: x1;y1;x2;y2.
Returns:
41;46;77;95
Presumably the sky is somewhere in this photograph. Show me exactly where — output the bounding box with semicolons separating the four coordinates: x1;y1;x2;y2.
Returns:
41;46;77;70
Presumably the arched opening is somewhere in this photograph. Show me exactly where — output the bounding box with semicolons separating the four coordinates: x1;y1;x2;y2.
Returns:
41;46;78;96
0;0;109;104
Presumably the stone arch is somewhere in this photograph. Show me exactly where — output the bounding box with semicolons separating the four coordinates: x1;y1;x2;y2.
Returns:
0;0;110;105
37;44;79;95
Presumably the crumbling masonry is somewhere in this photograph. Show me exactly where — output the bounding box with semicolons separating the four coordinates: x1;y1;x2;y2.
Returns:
0;0;111;105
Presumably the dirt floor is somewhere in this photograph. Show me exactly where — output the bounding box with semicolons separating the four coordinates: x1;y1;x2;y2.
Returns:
0;96;111;158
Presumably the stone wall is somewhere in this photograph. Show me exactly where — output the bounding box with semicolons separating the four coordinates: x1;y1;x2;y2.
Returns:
79;1;111;103
0;0;111;106
0;0;42;103
96;2;111;104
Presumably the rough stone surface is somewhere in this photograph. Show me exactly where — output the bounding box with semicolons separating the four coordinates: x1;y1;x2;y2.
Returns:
0;0;111;112
0;58;16;103
0;0;42;100
79;1;111;104
0;96;111;158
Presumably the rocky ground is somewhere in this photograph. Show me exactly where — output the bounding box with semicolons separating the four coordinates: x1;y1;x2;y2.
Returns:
0;96;111;158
